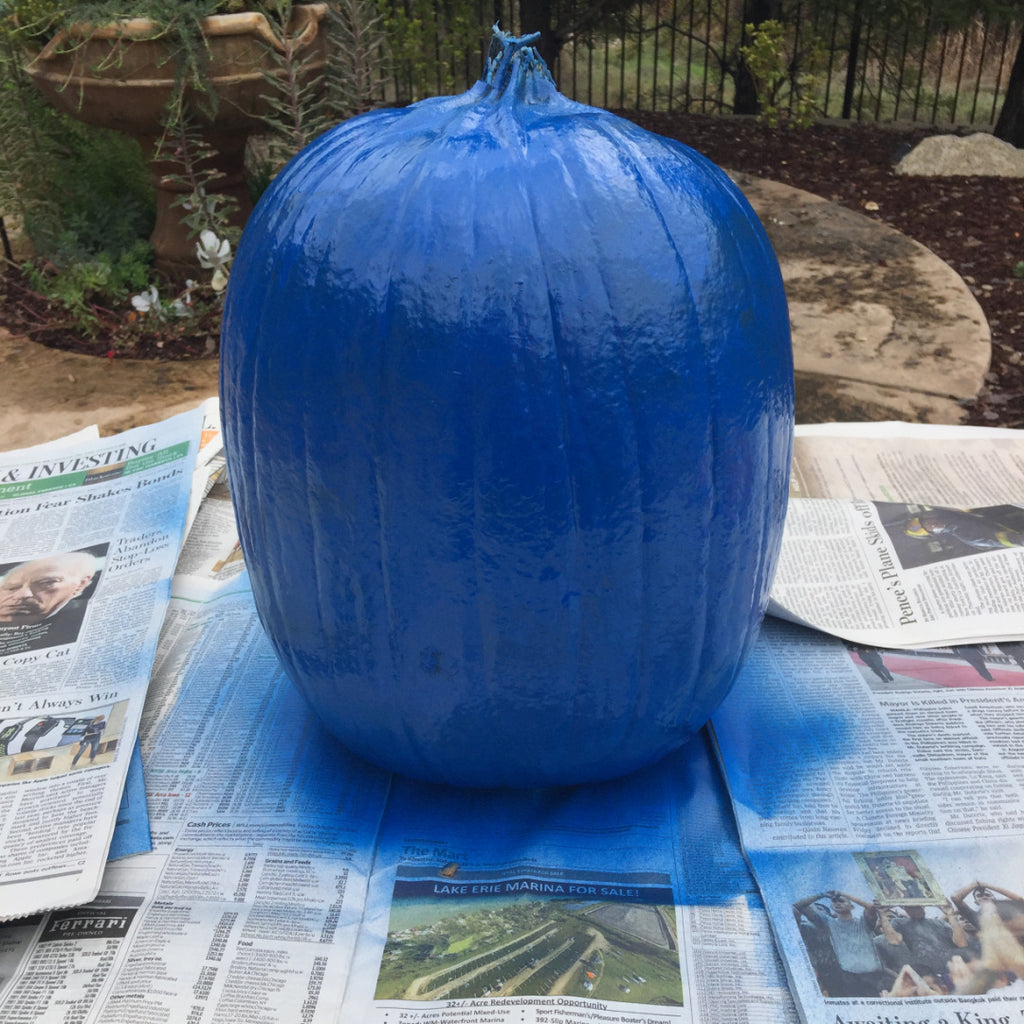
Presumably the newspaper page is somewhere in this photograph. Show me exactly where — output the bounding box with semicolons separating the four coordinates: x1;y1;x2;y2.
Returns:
170;470;242;595
340;730;797;1024
0;407;205;921
184;399;226;540
711;615;1024;1024
1;426;154;863
789;421;1024;505
0;552;394;1023
106;740;152;862
769;422;1024;648
1;428;153;861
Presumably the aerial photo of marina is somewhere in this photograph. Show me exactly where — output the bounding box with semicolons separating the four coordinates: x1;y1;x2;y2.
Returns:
375;889;683;1005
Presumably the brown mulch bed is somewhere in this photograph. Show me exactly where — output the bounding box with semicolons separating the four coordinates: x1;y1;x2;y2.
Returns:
0;265;223;362
3;111;1023;425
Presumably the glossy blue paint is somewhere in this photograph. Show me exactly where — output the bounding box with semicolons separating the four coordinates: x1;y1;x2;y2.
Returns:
220;29;794;788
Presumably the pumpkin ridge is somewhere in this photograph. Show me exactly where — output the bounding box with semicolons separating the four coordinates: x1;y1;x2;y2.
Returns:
242;334;278;622
464;168;501;722
677;238;717;727
567;155;646;740
372;148;444;696
654;140;752;726
588;116;714;731
741;224;793;625
299;392;332;685
253;212;330;664
371;117;515;742
516;125;658;746
300;222;370;683
682;168;790;670
514;151;585;728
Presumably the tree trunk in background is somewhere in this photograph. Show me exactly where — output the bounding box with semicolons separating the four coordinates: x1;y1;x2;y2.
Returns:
995;25;1024;148
733;0;781;115
841;0;864;119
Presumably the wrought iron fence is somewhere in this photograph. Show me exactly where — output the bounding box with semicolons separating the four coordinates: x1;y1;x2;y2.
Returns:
379;0;1021;127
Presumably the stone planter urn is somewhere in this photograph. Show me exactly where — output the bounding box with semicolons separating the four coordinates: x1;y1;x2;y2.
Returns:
25;4;329;278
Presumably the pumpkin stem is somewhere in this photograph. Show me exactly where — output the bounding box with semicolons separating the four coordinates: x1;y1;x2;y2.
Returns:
482;24;558;103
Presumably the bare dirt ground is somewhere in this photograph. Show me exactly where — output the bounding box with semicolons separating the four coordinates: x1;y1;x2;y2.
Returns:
0;327;220;450
1;112;1021;444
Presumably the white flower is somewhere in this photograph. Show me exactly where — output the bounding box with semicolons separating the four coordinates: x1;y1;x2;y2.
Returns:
131;285;160;315
197;231;231;291
197;230;229;267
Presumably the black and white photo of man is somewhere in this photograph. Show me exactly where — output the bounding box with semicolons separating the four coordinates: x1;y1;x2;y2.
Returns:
0;547;105;655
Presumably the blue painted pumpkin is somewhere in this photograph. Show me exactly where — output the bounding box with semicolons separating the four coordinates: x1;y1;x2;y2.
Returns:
220;29;793;787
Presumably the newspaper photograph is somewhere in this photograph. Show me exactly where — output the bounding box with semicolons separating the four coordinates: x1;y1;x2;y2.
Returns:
340;732;797;1024
711;616;1024;1023
770;423;1024;648
0;407;205;921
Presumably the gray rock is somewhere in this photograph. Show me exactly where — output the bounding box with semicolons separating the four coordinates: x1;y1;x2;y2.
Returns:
895;132;1024;177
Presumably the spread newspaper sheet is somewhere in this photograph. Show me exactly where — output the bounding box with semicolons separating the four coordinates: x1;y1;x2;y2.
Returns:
711;615;1024;1023
338;730;794;1024
2;412;1023;1024
772;422;1024;648
711;421;1024;1024
0;406;206;920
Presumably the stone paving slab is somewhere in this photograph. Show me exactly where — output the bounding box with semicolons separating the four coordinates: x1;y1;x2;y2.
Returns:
736;174;991;424
0;175;992;451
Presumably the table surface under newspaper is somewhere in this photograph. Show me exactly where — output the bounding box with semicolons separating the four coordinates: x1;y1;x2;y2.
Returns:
2;414;1024;1024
